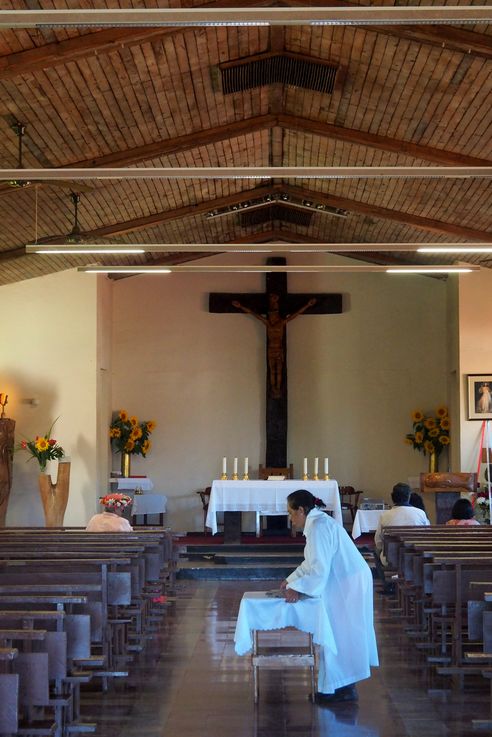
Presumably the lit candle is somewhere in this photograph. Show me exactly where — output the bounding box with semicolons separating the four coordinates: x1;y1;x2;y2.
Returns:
234;457;238;475
314;457;319;475
303;457;307;476
324;457;329;475
222;457;227;475
244;457;248;475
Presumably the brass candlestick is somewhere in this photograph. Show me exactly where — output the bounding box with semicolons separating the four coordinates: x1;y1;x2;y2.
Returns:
302;473;309;481
313;474;319;481
232;473;238;481
324;474;330;480
243;474;249;481
220;473;228;480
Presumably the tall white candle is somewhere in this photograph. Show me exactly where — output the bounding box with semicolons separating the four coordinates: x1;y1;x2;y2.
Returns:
303;457;308;475
314;457;319;475
324;457;329;475
244;457;248;475
222;457;227;475
233;457;238;475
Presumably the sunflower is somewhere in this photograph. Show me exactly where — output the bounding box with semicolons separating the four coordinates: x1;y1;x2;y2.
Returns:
440;417;450;430
414;431;424;444
429;428;440;437
142;439;151;455
130;416;138;427
119;409;129;422
412;410;424;423
424;440;435;454
147;421;156;432
439;436;450;445
424;418;436;430
124;439;135;452
436;406;448;418
130;426;143;440
35;437;49;452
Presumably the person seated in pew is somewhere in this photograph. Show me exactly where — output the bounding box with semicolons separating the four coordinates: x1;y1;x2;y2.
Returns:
409;491;427;514
86;493;134;532
446;497;480;526
281;490;379;704
374;483;430;567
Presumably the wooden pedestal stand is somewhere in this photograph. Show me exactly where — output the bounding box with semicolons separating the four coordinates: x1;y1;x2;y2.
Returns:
0;418;15;526
38;460;71;527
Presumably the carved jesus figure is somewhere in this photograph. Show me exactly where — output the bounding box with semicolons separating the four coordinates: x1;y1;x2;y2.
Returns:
232;293;316;397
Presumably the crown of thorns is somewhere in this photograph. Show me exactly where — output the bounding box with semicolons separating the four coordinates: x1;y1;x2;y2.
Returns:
100;493;132;509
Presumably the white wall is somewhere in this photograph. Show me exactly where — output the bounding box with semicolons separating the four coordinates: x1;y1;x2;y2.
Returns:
111;255;450;531
458;268;492;473
0;269;101;525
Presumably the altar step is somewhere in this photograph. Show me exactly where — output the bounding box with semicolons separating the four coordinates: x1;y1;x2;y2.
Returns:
176;543;304;580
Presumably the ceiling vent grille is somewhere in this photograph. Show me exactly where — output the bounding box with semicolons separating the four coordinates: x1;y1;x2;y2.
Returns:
220;52;339;95
240;205;312;228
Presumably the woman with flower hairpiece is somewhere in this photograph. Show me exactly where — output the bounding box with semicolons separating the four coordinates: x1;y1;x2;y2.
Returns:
86;493;133;532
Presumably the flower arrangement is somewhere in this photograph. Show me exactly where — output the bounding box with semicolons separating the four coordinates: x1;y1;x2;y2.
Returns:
474;491;490;525
100;493;133;510
17;421;65;472
405;406;450;458
109;410;156;457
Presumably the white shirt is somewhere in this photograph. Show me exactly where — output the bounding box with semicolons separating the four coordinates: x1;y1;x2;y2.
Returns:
286;508;379;693
374;505;430;563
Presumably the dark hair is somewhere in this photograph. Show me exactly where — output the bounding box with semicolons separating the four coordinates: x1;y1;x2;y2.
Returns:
287;490;326;512
451;498;474;520
409;491;426;513
391;482;411;505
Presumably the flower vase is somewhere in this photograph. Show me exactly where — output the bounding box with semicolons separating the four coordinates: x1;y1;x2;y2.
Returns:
121;452;131;478
428;452;438;474
38;460;70;527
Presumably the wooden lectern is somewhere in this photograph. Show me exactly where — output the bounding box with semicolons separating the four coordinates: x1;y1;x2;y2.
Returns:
420;472;477;524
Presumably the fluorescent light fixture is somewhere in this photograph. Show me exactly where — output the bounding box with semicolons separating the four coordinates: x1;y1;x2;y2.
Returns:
27;246;146;254
28;242;492;255
79;264;480;275
3;166;492;182
418;246;492;254
1;8;490;28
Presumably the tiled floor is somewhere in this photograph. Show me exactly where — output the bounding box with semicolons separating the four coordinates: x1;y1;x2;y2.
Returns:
84;580;491;737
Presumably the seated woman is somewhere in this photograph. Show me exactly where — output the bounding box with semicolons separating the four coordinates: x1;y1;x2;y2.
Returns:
86;493;133;532
446;497;480;526
409;491;426;514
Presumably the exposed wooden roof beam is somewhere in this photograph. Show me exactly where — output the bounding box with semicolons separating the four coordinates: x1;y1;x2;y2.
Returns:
0;0;490;83
278;114;492;168
283;184;492;241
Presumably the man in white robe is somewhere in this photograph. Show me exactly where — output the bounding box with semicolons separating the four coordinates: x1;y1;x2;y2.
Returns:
282;490;378;704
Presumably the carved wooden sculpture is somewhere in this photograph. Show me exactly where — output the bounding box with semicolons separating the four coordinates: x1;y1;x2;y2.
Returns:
0;418;15;526
38;460;71;527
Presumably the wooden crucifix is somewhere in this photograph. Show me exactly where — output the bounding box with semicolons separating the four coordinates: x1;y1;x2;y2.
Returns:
209;258;343;468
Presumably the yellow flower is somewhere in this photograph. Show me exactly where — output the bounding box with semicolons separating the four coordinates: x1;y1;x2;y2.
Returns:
142;439;151;454
125;439;135;452
119;410;129;422
412;410;424;423
424;418;436;430
439;436;450;445
440;417;450;430
414;431;424;444
424;440;435;453
404;437;413;445
35;437;49;452
130;416;138;427
147;421;156;432
436;406;448;418
429;428;439;437
130;427;142;440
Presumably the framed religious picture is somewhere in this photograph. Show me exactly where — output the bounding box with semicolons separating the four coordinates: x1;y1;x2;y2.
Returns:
467;374;492;420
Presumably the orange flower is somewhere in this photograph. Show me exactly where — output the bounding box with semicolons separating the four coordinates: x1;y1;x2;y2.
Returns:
424;418;436;430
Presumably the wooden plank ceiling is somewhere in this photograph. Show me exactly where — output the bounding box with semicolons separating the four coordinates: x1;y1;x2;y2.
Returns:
0;0;491;285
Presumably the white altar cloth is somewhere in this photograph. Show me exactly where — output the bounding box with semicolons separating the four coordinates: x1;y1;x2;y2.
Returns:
206;479;342;535
351;509;384;539
234;591;336;656
109;477;154;492
132;494;167;515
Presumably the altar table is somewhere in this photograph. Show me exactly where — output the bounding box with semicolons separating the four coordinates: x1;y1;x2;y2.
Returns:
206;479;342;535
234;591;335;656
351;509;385;539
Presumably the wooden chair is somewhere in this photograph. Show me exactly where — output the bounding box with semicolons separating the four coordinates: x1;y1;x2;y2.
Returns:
256;465;294;537
196;487;212;534
339;486;363;523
